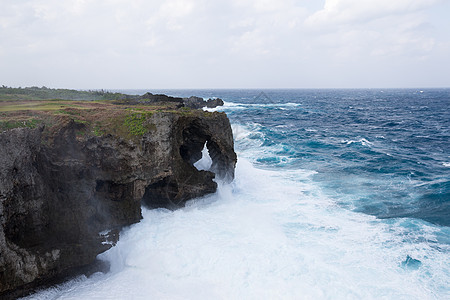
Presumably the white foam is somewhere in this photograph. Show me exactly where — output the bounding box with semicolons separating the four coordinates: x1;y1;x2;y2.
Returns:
98;230;114;246
193;144;212;171
231;123;265;150
414;178;449;187
204;101;302;112
341;138;373;146
443;162;450;167
24;158;449;300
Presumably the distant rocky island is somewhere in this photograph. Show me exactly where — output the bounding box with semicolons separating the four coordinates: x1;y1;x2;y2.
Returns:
0;87;236;298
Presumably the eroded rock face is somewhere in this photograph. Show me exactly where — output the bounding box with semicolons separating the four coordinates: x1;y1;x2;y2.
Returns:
0;111;236;297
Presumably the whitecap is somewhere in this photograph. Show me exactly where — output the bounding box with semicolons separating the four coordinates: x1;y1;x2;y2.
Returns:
206;101;302;111
341;138;373;146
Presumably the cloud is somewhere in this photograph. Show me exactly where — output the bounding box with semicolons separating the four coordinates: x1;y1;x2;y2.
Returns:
0;0;448;88
302;0;441;63
146;0;196;31
305;0;439;27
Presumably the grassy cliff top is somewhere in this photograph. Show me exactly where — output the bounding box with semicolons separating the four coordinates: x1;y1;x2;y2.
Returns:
0;86;216;141
0;86;128;101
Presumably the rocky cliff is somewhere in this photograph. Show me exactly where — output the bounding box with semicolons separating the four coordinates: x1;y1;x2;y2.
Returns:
0;109;236;298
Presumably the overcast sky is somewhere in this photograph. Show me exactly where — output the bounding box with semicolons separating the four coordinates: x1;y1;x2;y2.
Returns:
1;0;449;89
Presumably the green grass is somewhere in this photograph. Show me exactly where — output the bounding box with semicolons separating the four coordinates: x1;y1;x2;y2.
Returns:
92;124;105;136
123;112;154;136
0;101;85;112
0;86;129;101
0;118;42;130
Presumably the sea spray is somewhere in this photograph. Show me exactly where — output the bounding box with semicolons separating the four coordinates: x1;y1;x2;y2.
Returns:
24;158;449;299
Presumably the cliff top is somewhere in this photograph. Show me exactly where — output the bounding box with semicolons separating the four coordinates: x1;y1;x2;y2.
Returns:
0;86;223;141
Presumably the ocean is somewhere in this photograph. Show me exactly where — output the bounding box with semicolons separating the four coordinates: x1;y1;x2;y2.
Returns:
25;89;449;299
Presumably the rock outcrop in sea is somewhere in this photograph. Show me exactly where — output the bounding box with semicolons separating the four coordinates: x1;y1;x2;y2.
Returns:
0;104;236;298
122;92;225;109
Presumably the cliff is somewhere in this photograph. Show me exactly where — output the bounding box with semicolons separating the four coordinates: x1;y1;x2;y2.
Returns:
0;100;236;297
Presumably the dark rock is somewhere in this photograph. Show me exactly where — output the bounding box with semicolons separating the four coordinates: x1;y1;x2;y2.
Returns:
182;96;225;109
140;92;184;104
0;111;236;297
113;93;224;110
183;96;206;109
205;98;224;108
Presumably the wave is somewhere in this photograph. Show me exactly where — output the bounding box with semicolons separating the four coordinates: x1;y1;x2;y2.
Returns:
23;158;450;299
231;123;299;167
205;101;303;112
341;138;373;147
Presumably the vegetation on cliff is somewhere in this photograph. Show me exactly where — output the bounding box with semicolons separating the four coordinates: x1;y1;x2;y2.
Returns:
0;86;222;142
0;85;127;101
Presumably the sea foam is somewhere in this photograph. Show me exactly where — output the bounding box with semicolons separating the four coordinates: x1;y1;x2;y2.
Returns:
23;158;449;299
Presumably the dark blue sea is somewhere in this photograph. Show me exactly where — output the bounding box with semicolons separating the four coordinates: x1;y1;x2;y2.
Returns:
27;89;450;299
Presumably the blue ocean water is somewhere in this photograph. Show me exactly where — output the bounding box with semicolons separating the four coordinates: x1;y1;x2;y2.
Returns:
155;88;450;226
25;89;450;299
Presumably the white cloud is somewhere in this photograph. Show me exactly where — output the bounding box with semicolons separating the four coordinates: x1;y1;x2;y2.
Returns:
302;0;441;64
306;0;439;27
147;0;197;31
0;0;448;88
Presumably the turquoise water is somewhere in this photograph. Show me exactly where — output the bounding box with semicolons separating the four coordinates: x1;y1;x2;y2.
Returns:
25;89;450;299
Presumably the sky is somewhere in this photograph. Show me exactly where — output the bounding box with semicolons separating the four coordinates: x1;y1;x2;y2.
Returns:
1;0;449;89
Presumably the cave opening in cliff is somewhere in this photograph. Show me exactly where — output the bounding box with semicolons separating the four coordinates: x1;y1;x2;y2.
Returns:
179;122;214;173
141;177;181;209
179;122;231;181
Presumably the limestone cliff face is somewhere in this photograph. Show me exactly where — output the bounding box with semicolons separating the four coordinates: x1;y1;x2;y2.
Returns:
0;111;236;297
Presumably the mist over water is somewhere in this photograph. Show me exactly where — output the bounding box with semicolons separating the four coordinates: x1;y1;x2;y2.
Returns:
25;89;450;299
